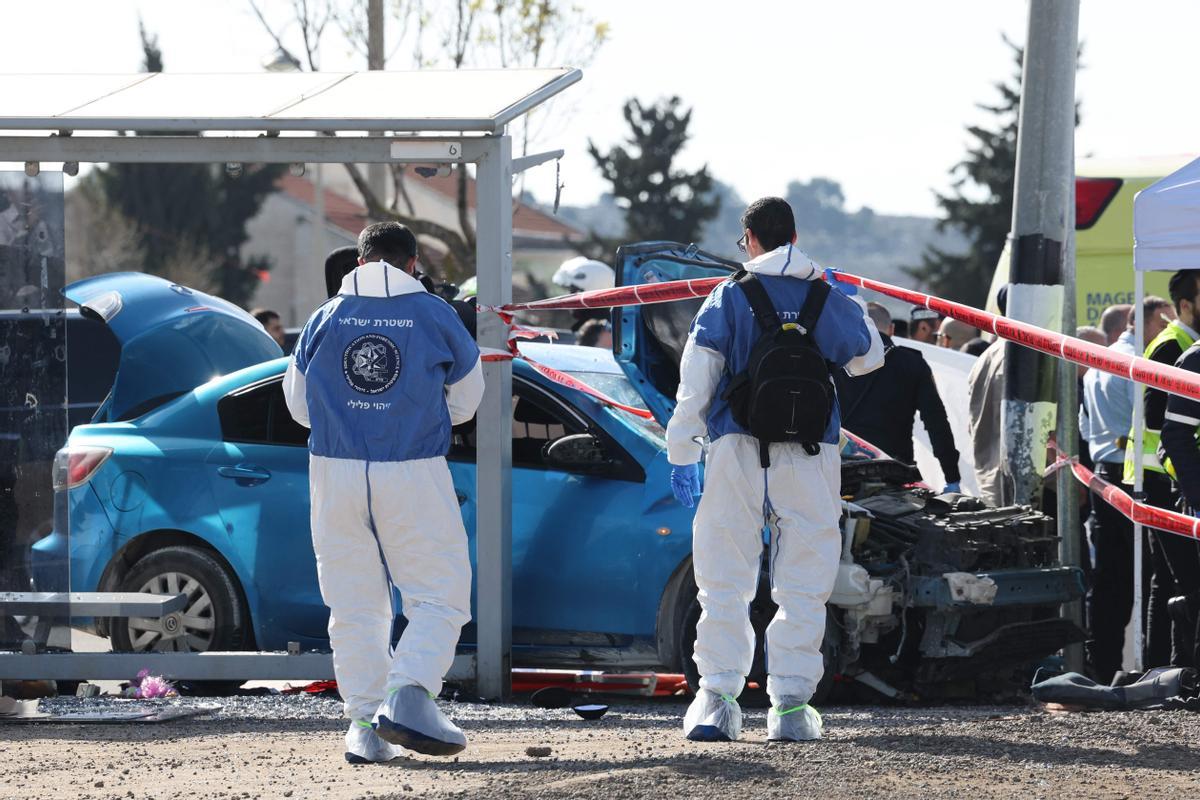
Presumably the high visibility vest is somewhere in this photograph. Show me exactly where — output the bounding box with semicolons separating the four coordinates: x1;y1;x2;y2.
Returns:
1124;320;1197;483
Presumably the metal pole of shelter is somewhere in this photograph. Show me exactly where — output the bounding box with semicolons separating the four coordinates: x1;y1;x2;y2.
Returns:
473;134;514;700
1132;271;1146;672
1056;172;1084;674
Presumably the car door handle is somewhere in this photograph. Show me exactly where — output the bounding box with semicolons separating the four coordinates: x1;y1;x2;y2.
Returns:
217;464;272;485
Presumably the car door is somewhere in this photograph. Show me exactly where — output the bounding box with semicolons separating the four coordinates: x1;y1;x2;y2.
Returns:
612;242;737;423
204;376;326;646
450;375;652;647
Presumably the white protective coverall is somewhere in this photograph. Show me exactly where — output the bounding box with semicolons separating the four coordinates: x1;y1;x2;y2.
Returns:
667;244;884;705
284;261;484;722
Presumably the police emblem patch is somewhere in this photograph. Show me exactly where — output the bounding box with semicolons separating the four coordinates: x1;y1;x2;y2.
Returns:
342;333;401;394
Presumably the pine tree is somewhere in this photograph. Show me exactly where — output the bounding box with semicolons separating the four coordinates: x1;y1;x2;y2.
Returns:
904;41;1024;306
588;97;720;245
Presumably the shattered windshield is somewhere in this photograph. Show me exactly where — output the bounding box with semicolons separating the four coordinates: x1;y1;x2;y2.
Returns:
562;369;666;448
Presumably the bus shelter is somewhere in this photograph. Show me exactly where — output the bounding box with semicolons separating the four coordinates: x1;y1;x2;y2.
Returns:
0;68;582;700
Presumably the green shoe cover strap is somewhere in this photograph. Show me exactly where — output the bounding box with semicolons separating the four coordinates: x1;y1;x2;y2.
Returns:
354;719;373;729
774;703;822;724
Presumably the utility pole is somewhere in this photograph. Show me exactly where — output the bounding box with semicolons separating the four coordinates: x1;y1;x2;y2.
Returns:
1005;0;1083;672
1003;0;1080;506
367;0;388;210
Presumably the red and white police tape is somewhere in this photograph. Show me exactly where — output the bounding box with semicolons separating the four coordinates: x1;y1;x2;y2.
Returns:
1046;448;1200;542
479;318;653;419
493;269;1200;402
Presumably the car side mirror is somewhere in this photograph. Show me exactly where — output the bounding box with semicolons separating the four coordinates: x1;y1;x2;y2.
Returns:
543;433;610;472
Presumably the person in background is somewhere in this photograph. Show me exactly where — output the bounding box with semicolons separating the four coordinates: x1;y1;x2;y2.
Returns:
960;337;990;357
1079;312;1144;682
835;302;961;492
251;308;287;350
892;319;909;339
325;246;360;299
576;318;613;349
909;308;940;344
1157;342;1200;669
968;286;1009;507
1126;274;1200;668
553;256;614;333
937;317;978;351
1100;303;1132;346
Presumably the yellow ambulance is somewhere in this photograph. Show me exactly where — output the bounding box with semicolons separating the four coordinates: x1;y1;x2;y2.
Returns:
987;154;1195;327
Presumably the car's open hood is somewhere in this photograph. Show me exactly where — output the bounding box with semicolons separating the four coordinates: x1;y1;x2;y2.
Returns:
612;242;737;425
64;272;282;421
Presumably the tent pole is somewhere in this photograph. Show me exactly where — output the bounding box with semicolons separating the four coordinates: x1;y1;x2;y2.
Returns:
1132;269;1145;673
474;134;514;701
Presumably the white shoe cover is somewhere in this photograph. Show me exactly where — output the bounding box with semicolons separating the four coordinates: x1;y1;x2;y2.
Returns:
345;720;403;764
372;684;467;756
767;699;822;741
683;688;742;742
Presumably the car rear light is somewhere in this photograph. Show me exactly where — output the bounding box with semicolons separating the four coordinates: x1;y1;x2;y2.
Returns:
52;446;113;491
1076;177;1122;230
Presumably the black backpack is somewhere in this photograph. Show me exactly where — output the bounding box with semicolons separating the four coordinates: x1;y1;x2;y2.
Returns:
721;271;834;468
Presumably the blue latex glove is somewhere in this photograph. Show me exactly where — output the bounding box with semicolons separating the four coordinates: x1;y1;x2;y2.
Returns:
670;463;702;508
824;267;857;295
943;482;961;494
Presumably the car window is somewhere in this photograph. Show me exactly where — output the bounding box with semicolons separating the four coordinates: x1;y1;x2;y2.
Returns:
218;378;309;447
66;317;119;407
450;380;585;470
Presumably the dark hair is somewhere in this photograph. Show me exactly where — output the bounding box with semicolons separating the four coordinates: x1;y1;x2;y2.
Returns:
1168;269;1200;312
961;337;990;357
740;197;796;252
250;308;279;325
1143;294;1171;325
576;318;611;348
358;222;418;268
324;245;359;298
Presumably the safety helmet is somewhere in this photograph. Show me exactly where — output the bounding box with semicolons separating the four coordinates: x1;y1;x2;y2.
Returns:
552;257;614;293
456;276;477;300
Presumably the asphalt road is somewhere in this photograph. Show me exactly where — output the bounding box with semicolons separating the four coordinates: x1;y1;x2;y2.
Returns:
2;695;1198;799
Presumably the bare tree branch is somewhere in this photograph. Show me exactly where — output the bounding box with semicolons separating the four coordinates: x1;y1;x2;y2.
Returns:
345;163;474;282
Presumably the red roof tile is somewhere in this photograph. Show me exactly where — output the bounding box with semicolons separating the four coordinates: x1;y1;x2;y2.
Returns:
276;168;582;241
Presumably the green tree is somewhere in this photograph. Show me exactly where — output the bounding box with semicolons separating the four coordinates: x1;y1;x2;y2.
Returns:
588;97;720;245
89;22;283;306
904;41;1024;306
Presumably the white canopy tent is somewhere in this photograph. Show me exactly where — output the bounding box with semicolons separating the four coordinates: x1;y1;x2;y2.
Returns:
1130;154;1200;671
0;68;582;700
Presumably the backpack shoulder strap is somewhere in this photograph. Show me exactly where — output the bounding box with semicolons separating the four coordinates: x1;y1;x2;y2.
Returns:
733;271;780;333
797;279;831;335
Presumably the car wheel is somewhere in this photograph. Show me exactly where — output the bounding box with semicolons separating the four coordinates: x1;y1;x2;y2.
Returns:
110;546;249;656
677;581;837;709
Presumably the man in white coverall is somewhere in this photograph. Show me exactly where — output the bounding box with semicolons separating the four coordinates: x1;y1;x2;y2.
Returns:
284;222;484;763
668;197;883;742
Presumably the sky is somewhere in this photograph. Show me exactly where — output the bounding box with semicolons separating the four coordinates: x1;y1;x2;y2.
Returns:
1;0;1198;218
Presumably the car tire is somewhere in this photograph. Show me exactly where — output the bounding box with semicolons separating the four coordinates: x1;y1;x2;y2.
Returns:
677;579;837;709
110;545;250;659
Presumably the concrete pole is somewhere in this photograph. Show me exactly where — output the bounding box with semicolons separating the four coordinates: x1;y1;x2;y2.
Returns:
366;0;388;210
473;135;514;700
1003;0;1080;507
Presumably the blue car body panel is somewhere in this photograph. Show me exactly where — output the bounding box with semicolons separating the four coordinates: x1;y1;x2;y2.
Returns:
42;307;694;659
65;272;281;422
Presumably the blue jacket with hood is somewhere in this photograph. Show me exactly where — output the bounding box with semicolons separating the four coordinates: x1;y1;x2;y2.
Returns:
283;261;484;463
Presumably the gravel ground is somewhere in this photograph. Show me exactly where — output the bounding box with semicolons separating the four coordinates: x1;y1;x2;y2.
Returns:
2;694;1199;800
